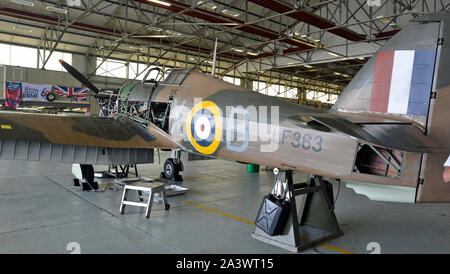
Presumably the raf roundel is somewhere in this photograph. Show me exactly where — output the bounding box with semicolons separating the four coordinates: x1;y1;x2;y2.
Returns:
186;101;222;155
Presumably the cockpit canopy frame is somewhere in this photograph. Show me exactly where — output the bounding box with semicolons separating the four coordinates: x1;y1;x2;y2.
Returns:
162;68;201;86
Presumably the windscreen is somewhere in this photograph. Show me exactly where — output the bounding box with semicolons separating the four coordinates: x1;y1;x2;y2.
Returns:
163;68;196;86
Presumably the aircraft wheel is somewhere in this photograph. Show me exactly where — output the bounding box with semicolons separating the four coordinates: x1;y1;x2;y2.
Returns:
163;158;178;180
80;164;94;183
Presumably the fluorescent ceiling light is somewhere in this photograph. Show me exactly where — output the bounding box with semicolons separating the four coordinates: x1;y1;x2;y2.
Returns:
376;15;390;24
148;0;171;7
197;1;217;10
166;29;182;36
148;26;162;31
135;35;194;38
46;5;68;14
290;37;303;44
13;25;32;32
303;64;312;68
247;51;259;56
389;23;401;30
10;0;34;6
221;9;240;17
289;37;315;48
232;48;244;53
328;52;339;57
333;72;341;75
306;36;320;42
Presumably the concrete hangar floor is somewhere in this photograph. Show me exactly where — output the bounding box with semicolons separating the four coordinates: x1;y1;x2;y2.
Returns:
1;152;450;254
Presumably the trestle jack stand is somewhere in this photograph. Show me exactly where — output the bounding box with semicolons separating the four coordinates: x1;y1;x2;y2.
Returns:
252;171;343;253
108;164;139;179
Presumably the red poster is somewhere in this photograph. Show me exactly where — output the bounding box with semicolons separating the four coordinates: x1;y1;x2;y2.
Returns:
5;81;22;109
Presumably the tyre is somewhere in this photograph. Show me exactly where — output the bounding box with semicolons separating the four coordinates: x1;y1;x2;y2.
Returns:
163;158;177;180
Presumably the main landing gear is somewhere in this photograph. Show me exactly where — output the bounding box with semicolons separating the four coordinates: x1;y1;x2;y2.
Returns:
72;164;99;191
160;150;183;182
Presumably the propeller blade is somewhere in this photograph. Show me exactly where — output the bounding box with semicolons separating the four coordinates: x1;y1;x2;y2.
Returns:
59;59;100;94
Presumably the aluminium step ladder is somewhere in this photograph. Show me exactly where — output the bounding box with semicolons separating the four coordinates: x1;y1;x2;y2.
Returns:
119;181;170;218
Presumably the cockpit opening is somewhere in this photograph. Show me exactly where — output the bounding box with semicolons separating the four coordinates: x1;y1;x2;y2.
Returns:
96;68;198;133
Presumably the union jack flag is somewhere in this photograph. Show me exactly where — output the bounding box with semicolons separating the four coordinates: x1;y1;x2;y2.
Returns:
53;85;88;102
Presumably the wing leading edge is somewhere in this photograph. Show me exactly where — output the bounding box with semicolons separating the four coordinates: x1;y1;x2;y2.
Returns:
0;111;180;149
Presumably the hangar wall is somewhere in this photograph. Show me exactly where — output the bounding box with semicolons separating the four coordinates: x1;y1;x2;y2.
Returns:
0;60;127;97
0;54;135;114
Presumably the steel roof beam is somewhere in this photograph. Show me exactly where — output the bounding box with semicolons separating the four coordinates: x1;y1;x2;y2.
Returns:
132;0;315;49
249;0;366;41
248;0;402;41
0;7;237;61
40;0;106;69
0;29;231;71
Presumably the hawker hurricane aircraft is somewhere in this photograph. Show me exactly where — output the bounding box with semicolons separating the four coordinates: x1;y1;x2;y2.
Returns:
0;12;449;203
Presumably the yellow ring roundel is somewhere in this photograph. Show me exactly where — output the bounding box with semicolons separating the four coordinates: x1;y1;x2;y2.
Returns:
186;101;222;155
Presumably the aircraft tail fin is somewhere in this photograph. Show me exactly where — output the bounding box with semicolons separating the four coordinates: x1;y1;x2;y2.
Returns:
333;14;442;129
334;12;450;202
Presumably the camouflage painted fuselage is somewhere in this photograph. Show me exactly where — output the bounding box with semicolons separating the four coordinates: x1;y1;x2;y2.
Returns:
150;71;424;197
152;72;358;178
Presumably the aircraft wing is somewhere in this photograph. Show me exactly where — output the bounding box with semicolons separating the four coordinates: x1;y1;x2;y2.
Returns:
0;111;180;149
288;112;445;153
